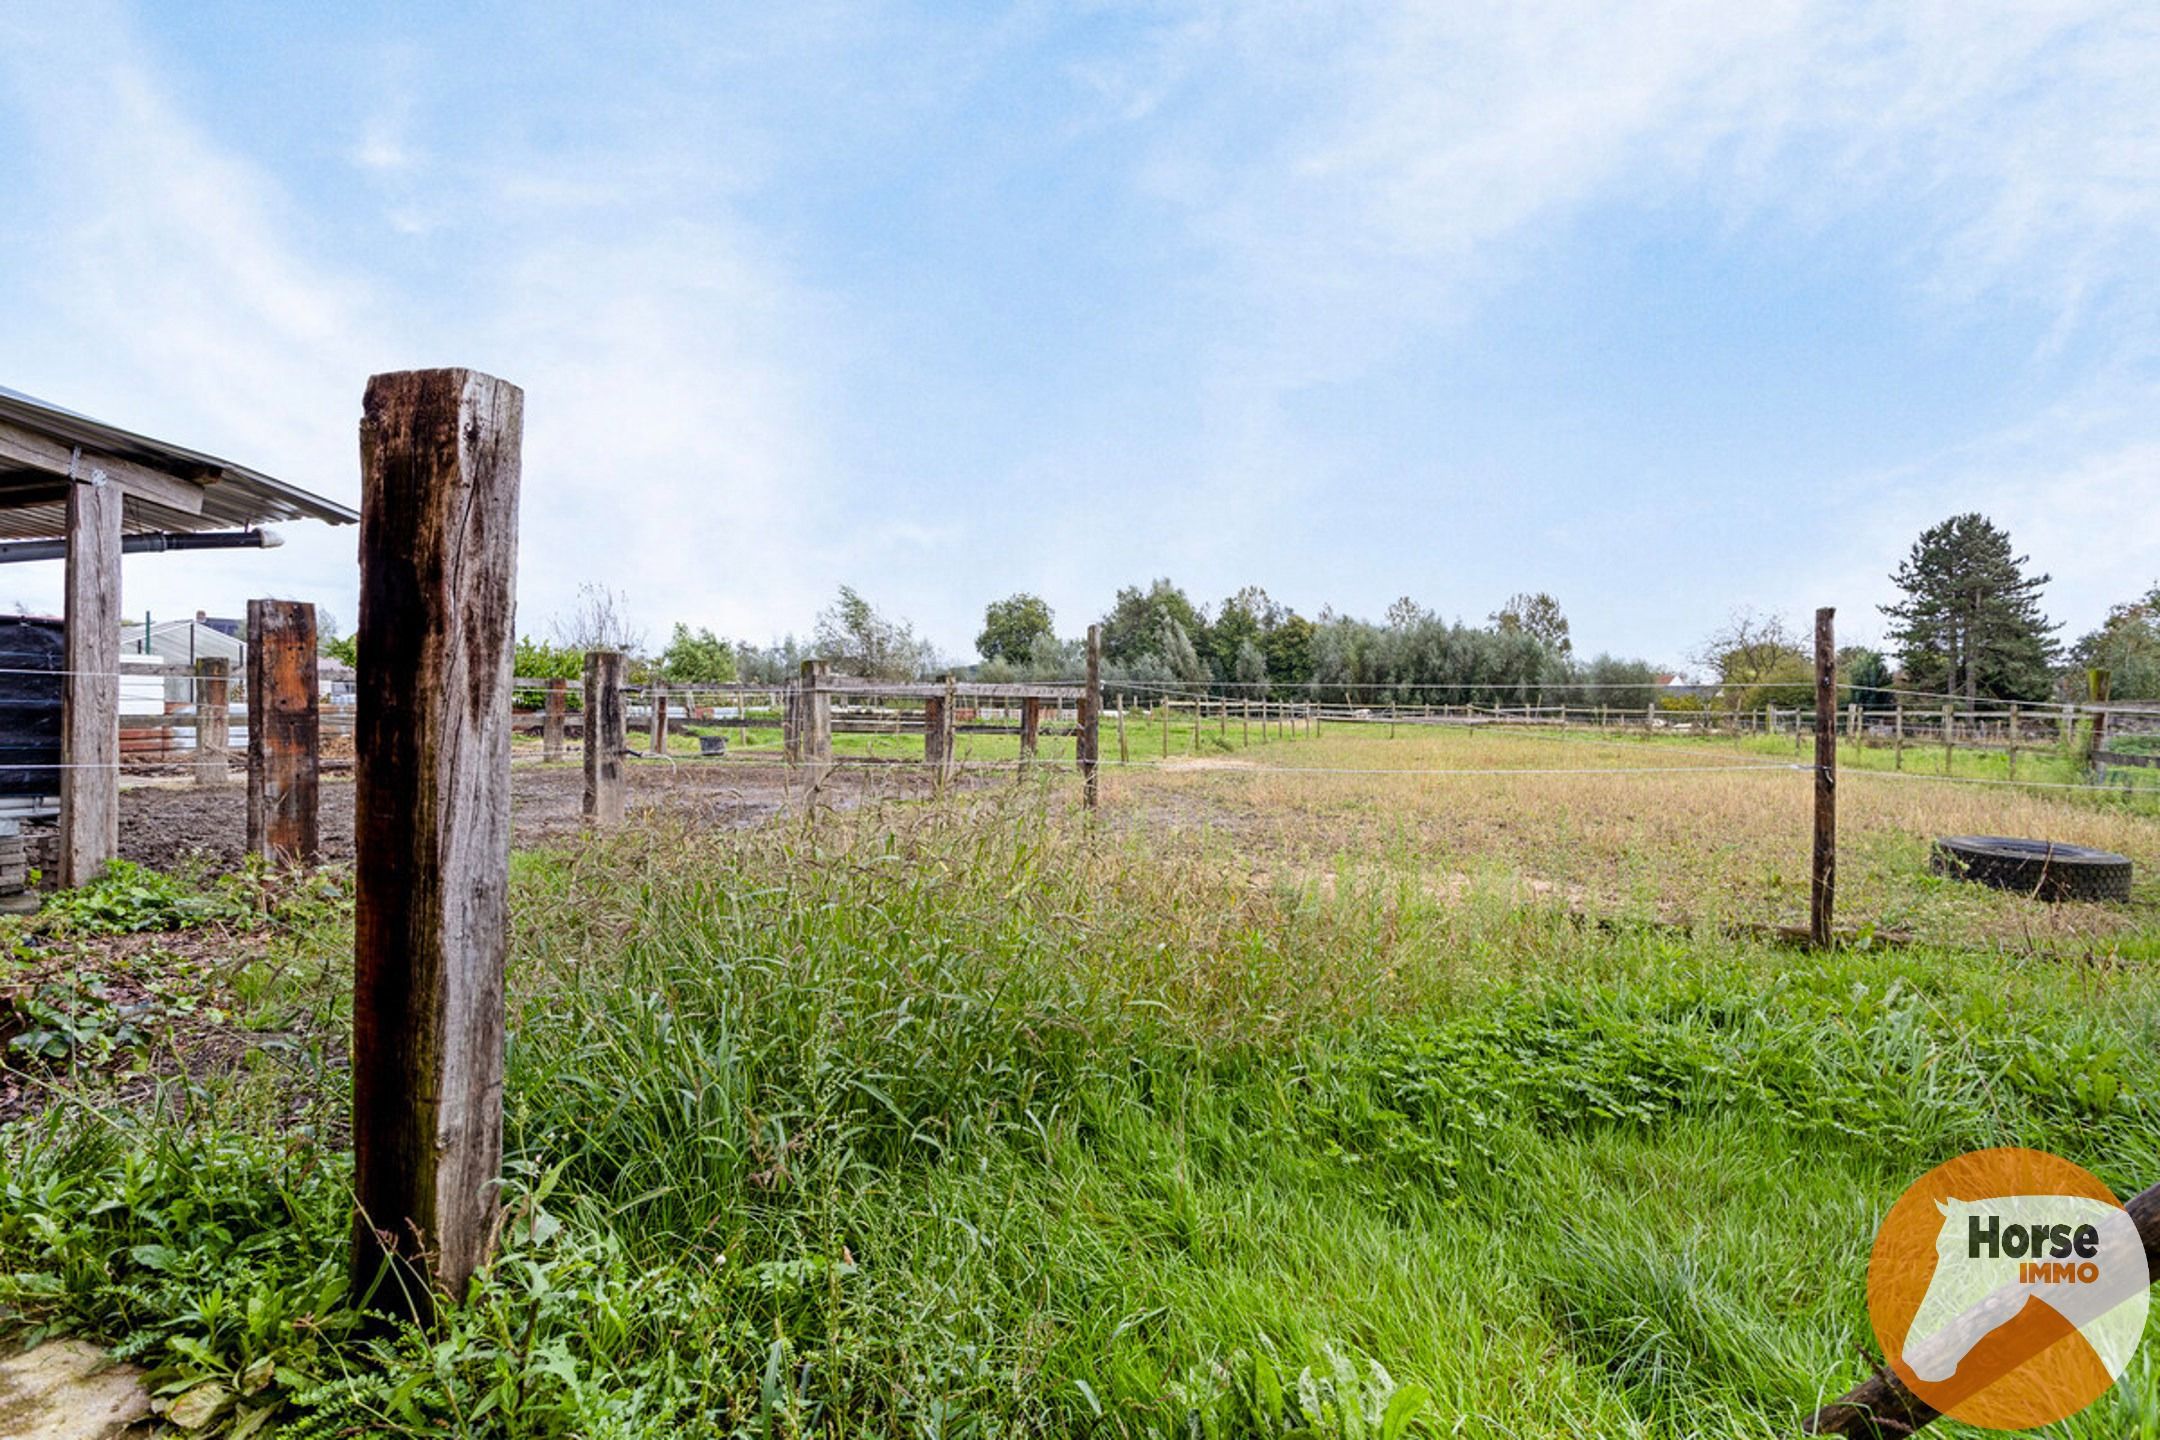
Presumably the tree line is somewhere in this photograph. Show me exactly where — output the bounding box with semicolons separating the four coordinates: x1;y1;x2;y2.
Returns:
491;512;2157;707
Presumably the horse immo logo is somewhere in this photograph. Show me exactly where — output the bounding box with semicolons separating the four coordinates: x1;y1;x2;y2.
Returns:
1868;1148;2149;1430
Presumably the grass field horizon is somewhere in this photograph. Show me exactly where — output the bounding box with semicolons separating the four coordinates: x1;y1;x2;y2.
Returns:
5;720;2158;1437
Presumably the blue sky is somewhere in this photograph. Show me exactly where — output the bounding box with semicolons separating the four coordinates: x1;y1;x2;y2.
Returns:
3;1;2157;667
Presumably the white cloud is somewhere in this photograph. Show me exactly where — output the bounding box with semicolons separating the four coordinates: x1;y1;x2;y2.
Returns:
0;2;847;647
1103;2;2160;382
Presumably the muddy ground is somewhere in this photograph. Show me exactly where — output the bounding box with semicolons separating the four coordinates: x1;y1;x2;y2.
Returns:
116;759;956;873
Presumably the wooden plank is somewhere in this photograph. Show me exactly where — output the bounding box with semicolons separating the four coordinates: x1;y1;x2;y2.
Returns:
583;650;626;825
0;418;209;517
58;475;122;888
820;679;1086;700
246;599;320;864
351;367;523;1322
1810;607;1836;950
193;657;230;785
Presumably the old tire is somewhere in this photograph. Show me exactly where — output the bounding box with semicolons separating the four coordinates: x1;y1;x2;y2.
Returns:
1929;835;2133;903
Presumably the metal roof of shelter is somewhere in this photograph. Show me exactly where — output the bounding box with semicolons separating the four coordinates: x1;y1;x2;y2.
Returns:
0;384;359;541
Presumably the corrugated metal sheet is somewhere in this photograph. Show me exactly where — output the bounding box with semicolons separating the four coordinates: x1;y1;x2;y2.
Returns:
0;384;358;540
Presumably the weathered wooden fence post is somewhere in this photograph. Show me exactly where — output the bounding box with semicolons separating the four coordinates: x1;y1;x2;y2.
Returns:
542;677;566;762
193;657;231;786
1893;703;1904;769
2088;667;2112;766
246;599;320;865
1020;695;1042;764
351;368;522;1321
782;678;802;763
801;659;831;800
922;686;947;777
649;680;669;757
1940;702;1954;775
2006;701;2019;778
1811;606;1836;951
938;674;958;785
583;650;626;825
1080;624;1101;808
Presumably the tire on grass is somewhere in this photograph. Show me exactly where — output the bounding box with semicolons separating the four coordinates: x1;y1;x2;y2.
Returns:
1929;835;2133;903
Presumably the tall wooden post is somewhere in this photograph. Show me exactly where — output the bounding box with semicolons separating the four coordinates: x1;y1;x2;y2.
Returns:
1893;704;1904;769
649;681;669;757
352;368;522;1320
1079;625;1101;807
542;678;566;762
2089;668;2112;765
1941;702;1954;775
583;650;626;825
1115;698;1128;764
1192;697;1202;749
1020;695;1042;763
246;599;320;865
1810;607;1836;951
801;659;831;799
2006;702;2019;779
58;471;122;888
937;674;957;785
193;657;231;786
922;692;947;774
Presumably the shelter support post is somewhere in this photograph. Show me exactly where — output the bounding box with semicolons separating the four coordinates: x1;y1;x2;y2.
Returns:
58;473;122;888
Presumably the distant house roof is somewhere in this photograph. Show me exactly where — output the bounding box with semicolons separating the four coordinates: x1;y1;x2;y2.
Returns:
0;384;359;541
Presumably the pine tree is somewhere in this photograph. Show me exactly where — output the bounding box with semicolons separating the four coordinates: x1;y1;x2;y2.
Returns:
1880;514;2057;703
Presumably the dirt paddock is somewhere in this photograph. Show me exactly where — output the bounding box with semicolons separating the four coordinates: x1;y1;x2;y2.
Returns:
114;759;956;874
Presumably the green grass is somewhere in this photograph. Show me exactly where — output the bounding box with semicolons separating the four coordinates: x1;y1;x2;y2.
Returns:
3;790;2158;1437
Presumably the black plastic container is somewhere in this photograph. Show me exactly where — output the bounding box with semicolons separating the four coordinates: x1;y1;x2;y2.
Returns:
0;616;65;800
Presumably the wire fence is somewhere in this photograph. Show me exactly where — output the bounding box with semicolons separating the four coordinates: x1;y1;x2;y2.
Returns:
4;663;2155;805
